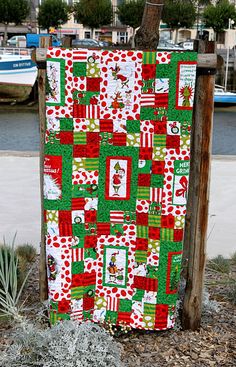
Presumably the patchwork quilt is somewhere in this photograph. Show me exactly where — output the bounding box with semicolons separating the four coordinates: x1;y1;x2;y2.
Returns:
44;48;197;330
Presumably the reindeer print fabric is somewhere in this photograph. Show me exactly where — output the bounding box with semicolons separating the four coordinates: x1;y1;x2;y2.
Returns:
44;48;197;330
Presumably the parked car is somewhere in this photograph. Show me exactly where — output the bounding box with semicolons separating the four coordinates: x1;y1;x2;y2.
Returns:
72;38;100;48
26;33;61;48
179;41;194;50
7;35;26;47
157;40;184;50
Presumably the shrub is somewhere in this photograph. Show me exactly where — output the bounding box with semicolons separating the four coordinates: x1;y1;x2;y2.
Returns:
16;244;37;263
207;255;230;274
0;321;124;367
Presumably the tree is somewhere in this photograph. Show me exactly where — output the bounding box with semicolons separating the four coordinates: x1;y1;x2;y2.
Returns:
162;0;196;43
203;0;236;39
0;0;30;46
38;0;70;33
116;0;145;47
73;0;113;40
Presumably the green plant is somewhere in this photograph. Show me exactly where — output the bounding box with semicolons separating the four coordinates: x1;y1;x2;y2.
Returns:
207;255;230;274
0;237;31;321
0;321;124;367
230;251;236;266
16;244;37;263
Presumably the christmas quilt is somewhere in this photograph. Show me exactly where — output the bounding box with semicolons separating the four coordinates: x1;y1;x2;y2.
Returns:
44;48;197;330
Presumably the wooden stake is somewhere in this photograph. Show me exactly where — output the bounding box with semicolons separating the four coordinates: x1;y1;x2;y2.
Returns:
135;0;164;49
182;41;216;331
38;36;52;301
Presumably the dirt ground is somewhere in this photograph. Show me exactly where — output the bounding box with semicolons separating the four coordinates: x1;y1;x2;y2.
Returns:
0;256;236;367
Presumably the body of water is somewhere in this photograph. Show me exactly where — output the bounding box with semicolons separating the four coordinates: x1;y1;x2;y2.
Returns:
0;107;235;154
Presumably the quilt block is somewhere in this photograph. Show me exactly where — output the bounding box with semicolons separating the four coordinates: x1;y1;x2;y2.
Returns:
44;48;197;330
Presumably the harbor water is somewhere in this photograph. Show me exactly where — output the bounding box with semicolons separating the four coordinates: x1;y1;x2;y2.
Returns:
0;107;235;154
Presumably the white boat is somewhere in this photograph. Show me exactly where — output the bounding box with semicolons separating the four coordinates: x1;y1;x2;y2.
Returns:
0;48;38;101
214;85;236;104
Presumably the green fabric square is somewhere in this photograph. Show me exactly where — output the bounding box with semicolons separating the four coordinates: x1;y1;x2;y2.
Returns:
137;225;148;238
72;261;84;274
72;223;86;236
140;107;155;120
146;264;158;279
74;132;87;145
60;118;73;131
135;250;147;263
126;120;140;133
84;285;95;297
142;79;155;93
143;51;156;64
153;134;166;147
151;174;164;188
106;310;118;324
83;310;92;320
85;158;99;170
84;248;97;260
148;214;161;227
119;299;132;312
73;62;87;76
133;289;145;302
50;300;58;311
71;286;83;299
137;186;150;200
110;224;124;236
138;160;152;174
160;228;174;241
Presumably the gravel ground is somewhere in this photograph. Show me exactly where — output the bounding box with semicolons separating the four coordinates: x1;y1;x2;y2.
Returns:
0;257;236;367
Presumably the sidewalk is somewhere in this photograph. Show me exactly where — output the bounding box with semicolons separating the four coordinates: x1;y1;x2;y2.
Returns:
0;152;235;258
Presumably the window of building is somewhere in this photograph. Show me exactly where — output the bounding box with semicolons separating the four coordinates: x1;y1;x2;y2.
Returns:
117;31;128;44
84;31;91;39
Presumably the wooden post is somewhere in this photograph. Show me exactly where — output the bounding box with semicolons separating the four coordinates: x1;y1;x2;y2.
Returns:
182;40;216;331
135;0;164;49
38;36;52;301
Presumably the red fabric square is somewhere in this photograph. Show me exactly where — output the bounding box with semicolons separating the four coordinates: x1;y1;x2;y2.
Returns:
86;132;100;145
60;131;73;145
71;273;84;287
154;93;168;107
139;147;152;160
85;210;97;223
97;222;110;235
136;212;148;226
59;223;72;236
148;227;160;240
100;119;113;132
155;304;168;330
84;271;96;285
112;133;126;146
136;238;148;251
86;144;100;158
154;121;167;134
73;145;87;157
138;174;151;187
174;229;184;242
133;275;146;290
73;103;86;118
152;161;165;174
58;299;71;313
166;135;180;149
71;198;86;210
59;211;71;223
83;296;95;311
117;312;131;324
161;215;175;228
86;77;101;92
84;235;97;248
142;64;156;80
145;277;158;292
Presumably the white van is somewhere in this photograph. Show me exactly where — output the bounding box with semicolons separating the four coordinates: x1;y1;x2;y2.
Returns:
7;35;26;47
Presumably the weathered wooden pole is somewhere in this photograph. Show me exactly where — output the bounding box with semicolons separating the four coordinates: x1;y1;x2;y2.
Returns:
38;36;52;301
182;40;216;331
135;0;164;49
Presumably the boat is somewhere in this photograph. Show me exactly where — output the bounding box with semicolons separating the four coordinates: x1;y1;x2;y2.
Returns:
214;85;236;105
0;48;38;102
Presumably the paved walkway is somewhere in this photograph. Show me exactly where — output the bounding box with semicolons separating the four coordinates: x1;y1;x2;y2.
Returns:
0;152;235;258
